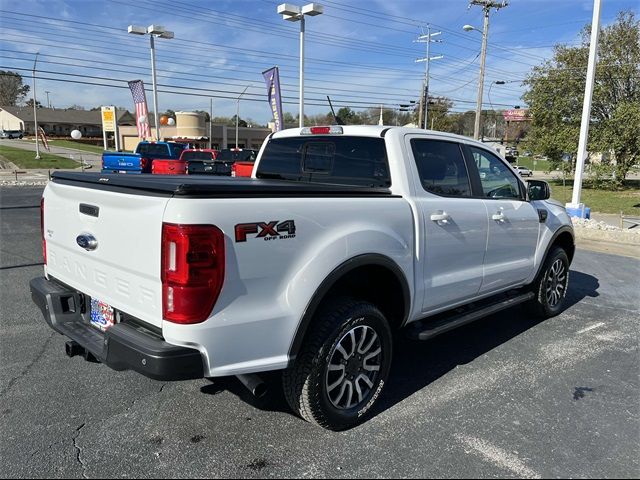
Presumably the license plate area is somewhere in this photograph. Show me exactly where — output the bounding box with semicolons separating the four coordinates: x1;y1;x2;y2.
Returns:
90;298;115;332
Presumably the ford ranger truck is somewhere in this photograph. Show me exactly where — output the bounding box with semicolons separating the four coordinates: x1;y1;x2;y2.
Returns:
102;141;187;174
31;126;574;431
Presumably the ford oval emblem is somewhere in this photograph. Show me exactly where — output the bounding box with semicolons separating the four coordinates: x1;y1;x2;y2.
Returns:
76;233;98;251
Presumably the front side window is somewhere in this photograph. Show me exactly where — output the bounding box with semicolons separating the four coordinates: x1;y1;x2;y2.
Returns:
410;139;471;197
470;147;522;200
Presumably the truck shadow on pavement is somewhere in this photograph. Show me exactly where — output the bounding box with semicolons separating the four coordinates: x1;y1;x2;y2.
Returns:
200;269;600;421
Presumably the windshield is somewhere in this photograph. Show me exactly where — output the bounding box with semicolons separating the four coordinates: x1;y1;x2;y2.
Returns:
256;136;390;188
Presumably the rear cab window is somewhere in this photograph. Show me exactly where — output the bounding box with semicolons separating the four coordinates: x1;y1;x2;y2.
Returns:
256;136;390;188
182;151;214;161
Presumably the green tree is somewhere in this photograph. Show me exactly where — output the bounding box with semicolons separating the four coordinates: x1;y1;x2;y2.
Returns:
523;11;640;186
0;71;30;106
25;99;43;108
336;107;363;124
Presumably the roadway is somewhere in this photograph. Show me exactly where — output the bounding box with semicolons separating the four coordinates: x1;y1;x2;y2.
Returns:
0;186;638;478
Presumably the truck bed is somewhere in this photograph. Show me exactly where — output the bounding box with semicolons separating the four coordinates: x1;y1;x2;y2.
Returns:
51;172;397;198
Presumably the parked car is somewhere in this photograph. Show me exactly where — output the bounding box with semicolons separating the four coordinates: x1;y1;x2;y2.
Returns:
514;165;533;177
102;141;187;174
0;130;24;139
31;125;574;431
231;161;255;177
182;149;232;175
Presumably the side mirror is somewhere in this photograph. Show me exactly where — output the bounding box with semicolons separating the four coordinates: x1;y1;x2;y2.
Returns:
527;180;551;201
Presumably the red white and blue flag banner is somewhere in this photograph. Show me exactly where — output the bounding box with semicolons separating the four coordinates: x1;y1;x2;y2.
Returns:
128;80;151;139
262;66;283;131
38;127;50;151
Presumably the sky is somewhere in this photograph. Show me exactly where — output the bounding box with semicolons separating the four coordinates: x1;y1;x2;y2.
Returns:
0;0;637;125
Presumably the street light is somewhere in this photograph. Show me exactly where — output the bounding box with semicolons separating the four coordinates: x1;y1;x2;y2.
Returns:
277;3;324;128
464;22;489;140
128;24;174;141
236;85;252;149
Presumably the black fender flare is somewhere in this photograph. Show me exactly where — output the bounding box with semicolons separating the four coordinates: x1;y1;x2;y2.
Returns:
533;225;575;281
287;253;411;363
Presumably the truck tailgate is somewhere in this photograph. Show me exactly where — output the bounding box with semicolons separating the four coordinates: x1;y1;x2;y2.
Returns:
43;181;169;329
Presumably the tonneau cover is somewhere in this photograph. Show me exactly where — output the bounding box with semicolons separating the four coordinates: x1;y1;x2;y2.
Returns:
51;172;395;198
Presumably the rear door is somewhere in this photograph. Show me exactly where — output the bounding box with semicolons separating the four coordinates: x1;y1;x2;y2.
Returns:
466;146;539;293
406;136;488;313
43;181;170;328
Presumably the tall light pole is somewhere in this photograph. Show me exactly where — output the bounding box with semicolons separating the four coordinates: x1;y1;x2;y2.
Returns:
277;3;324;128
32;52;40;160
128;24;174;141
568;0;601;215
44;90;51;109
465;0;508;140
236;85;252;149
415;27;443;130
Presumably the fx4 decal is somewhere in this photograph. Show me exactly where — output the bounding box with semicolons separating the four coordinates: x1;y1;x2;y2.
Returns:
235;220;296;242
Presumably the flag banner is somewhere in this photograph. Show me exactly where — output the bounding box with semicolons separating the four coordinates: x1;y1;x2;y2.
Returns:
128;80;151;139
262;67;283;131
38;127;50;151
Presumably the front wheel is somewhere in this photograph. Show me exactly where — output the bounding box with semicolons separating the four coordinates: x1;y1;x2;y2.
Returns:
528;246;570;318
282;298;393;431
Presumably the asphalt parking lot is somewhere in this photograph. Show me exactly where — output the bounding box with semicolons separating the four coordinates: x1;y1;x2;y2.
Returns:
1;186;638;478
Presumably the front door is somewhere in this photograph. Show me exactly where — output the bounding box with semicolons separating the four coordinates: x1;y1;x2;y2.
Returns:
468;146;540;293
408;137;488;313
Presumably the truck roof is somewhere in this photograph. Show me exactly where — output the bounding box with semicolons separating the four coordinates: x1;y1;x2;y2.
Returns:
270;126;500;151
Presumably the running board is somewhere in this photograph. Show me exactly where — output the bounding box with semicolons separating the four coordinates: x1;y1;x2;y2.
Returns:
407;291;535;341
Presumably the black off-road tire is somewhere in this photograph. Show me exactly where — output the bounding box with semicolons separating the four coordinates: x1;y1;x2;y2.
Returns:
528;246;570;318
282;297;393;431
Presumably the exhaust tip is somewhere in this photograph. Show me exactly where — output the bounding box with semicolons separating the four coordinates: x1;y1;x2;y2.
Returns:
236;374;268;399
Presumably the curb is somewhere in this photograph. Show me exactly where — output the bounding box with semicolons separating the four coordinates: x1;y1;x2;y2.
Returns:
572;225;640;246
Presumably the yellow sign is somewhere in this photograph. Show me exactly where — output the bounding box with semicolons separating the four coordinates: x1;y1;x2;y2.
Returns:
101;106;116;132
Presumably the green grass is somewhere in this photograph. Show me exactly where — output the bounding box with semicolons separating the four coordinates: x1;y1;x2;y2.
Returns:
19;139;106;154
515;156;552;171
548;179;640;215
0;145;81;169
46;140;106;154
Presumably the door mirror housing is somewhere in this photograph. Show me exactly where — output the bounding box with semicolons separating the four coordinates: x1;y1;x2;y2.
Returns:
527;180;551;201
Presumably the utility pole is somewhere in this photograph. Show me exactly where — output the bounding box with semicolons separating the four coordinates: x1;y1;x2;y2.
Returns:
32;52;40;160
415;26;443;129
209;98;213;149
467;0;508;140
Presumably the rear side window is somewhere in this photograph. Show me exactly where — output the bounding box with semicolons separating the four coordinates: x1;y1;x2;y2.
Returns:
410;139;471;197
256;136;390;187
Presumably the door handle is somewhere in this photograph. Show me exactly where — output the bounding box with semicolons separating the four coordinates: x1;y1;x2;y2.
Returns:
430;212;450;223
492;212;506;222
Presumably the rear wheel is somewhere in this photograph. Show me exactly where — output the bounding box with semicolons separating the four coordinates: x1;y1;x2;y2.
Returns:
282;297;392;431
528;246;570;318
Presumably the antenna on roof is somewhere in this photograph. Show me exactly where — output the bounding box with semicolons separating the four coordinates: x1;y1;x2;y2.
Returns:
327;96;344;125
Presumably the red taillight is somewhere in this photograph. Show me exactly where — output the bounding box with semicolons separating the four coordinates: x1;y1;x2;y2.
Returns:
231;164;237;177
40;197;47;265
161;223;225;324
140;158;149;170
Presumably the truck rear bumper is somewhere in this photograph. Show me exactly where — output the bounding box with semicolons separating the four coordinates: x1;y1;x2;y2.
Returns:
29;276;204;381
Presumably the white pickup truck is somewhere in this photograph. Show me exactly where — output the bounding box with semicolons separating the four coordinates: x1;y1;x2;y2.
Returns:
31;126;574;430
